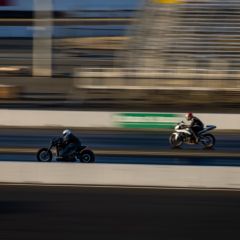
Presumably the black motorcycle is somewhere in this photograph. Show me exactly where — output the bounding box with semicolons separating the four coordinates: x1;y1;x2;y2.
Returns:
37;137;95;163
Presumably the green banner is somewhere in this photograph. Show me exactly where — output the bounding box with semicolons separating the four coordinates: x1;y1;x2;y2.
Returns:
113;113;183;129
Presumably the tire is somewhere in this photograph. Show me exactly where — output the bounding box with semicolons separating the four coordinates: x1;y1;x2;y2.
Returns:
37;148;53;162
201;134;215;149
169;133;183;148
79;149;95;163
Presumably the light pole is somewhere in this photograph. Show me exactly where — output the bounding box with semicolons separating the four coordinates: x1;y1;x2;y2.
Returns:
33;0;53;77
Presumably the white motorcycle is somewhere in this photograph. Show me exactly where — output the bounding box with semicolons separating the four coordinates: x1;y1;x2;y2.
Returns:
169;121;216;149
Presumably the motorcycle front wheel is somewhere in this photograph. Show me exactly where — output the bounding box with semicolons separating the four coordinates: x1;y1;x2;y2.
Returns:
169;133;183;148
79;149;95;163
201;134;215;149
37;148;53;162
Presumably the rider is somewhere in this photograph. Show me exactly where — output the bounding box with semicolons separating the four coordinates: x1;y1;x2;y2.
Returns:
60;129;81;159
185;113;204;142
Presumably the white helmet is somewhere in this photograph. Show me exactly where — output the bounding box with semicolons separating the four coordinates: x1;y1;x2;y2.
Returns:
62;129;71;137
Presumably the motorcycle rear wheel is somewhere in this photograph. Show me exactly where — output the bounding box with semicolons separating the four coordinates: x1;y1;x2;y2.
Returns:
79;149;95;163
37;148;53;162
201;134;215;149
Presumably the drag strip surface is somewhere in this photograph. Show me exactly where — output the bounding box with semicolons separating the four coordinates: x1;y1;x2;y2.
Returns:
0;128;239;150
0;185;239;240
1;154;240;167
0;128;239;166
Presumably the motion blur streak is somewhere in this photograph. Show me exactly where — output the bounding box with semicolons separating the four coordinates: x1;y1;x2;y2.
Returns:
0;0;239;109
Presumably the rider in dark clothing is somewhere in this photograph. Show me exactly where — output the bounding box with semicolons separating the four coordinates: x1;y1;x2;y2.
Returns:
185;113;204;141
60;129;81;159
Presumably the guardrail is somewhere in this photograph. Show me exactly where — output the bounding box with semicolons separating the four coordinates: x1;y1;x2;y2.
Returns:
74;67;240;85
0;18;135;26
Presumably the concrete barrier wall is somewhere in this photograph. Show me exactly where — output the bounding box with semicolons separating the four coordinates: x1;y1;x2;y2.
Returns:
0;110;112;128
0;162;239;189
0;109;238;130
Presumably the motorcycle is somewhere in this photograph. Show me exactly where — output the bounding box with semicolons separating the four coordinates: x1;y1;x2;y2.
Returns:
37;137;95;163
169;121;216;149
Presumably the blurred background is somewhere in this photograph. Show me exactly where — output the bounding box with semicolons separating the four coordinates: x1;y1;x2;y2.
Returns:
1;2;240;240
0;0;239;112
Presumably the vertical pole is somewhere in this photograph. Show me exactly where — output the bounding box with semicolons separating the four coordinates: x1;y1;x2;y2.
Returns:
32;0;53;77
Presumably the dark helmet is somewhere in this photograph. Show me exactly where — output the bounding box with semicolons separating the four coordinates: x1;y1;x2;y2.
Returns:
185;112;193;121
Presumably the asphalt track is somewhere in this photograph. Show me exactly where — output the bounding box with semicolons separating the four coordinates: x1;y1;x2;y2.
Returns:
0;185;240;240
0;130;239;240
0;128;239;166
